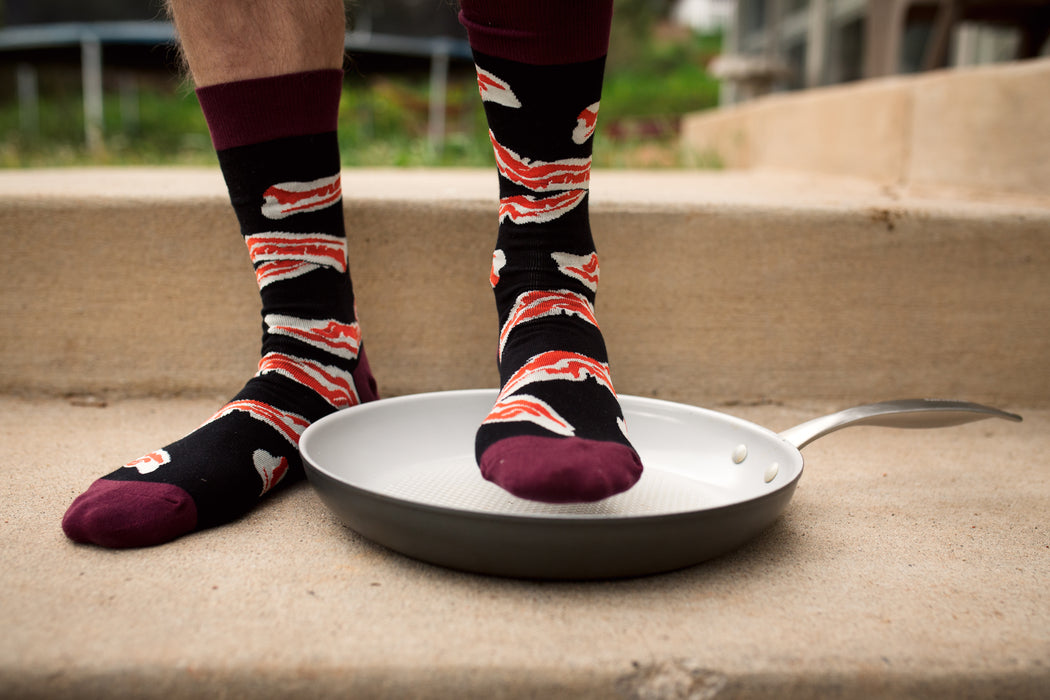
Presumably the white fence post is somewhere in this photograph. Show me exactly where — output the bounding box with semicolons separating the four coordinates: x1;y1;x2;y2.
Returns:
16;62;39;134
427;40;450;159
81;32;104;153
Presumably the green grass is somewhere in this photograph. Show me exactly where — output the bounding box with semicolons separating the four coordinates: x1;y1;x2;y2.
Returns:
0;81;216;167
603;28;723;121
335;73;493;167
0;74;494;168
0;27;723;169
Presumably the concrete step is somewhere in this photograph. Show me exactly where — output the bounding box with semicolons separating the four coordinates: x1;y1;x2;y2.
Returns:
3;165;1047;697
3;395;1047;698
2;167;1048;406
681;57;1050;201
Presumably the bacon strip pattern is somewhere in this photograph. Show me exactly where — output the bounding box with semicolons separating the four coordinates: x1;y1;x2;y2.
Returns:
550;251;600;292
483;351;616;433
122;449;171;475
202;400;311;447
257;352;360;409
498;290;598;362
490;249;506;288
253;448;290;496
245;232;347;288
490;131;591;193
475;66;522;109
572;102;600;145
263;314;362;362
261;173;342;220
499;190;587;225
482;395;574;436
497;350;615;403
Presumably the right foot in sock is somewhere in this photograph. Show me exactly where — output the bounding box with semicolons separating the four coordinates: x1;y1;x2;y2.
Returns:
468;51;643;503
62;71;378;548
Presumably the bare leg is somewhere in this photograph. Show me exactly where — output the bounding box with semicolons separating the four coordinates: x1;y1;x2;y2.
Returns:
168;0;346;85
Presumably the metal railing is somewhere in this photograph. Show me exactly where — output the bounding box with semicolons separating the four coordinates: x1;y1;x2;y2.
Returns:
0;21;472;153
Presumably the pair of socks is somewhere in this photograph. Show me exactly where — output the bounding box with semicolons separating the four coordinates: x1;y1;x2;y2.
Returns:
63;0;641;548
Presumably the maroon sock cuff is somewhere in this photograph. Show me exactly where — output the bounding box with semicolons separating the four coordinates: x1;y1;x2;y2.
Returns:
458;0;613;65
195;69;343;151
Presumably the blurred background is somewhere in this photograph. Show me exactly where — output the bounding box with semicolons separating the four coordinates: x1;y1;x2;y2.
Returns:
0;0;1046;169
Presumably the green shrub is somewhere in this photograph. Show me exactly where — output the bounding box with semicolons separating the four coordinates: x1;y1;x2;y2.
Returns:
0;27;722;169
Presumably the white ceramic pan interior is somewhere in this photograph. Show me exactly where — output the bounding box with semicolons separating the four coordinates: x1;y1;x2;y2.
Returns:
300;390;1020;579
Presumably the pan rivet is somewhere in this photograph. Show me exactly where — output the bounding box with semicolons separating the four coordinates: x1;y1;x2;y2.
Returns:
732;444;748;464
764;462;779;483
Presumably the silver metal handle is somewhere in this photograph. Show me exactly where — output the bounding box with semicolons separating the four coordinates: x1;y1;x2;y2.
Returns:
778;399;1022;450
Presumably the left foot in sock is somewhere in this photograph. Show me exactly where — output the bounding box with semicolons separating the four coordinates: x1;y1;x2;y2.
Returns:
61;71;378;547
471;52;643;503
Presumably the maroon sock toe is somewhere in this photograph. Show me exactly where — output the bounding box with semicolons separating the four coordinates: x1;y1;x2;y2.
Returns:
479;435;642;503
62;479;197;548
353;345;380;404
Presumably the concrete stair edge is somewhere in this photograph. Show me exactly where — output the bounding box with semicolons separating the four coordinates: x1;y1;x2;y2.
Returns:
2;168;1048;407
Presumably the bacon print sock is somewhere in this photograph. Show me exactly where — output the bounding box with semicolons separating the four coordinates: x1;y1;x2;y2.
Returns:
461;2;643;503
62;70;377;548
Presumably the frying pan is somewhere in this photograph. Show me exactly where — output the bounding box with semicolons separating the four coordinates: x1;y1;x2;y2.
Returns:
300;390;1020;580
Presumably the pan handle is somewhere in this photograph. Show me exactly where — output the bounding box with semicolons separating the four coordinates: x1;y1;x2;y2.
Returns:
778;399;1022;450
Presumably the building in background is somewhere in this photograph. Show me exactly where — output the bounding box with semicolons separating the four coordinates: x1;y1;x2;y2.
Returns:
672;0;737;31
715;0;1050;104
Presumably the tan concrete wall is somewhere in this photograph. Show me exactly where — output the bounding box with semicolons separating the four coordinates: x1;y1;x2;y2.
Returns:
680;106;753;170
908;58;1050;197
4;197;261;397
0;194;497;400
3;169;1048;406
681;57;1050;200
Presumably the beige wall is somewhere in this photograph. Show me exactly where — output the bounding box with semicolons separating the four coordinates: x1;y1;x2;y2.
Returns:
3;169;1048;406
682;58;1050;200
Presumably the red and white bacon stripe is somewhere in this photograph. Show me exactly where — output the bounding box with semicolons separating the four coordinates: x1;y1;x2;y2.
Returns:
475;66;522;109
490;131;591;193
257;352;360;409
123;449;171;475
572;102;600;145
499;190;587;225
482;395;574;436
497;350;615;402
264;314;362;362
245;232;347;288
550;251;600;293
253;449;289;496
490;249;506;288
499;290;598;362
261;173;342;220
203;400;311;447
483;351;618;435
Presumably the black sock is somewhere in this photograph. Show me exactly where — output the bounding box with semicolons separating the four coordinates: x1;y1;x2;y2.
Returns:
471;52;642;503
62;71;377;547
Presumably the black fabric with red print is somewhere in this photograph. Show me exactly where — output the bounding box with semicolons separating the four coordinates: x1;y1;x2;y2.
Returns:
472;49;642;502
64;112;376;546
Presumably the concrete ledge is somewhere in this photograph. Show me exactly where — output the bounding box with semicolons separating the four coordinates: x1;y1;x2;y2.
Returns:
681;58;1050;201
2;167;1049;405
1;396;1045;698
